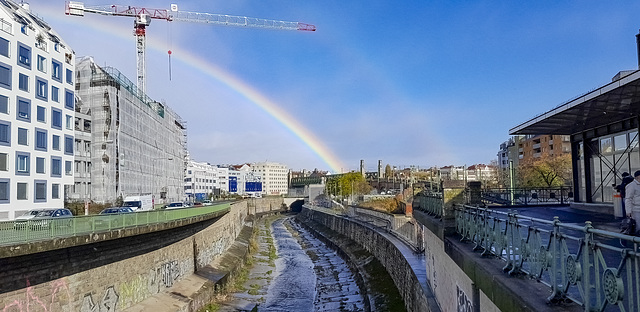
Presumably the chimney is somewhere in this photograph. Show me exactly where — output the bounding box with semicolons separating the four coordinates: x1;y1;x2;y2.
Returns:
636;29;640;69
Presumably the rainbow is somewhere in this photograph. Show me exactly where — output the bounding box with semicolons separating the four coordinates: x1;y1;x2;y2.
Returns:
167;47;346;173
38;5;347;173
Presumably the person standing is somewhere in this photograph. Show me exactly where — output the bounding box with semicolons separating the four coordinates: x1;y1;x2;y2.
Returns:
617;172;634;216
624;170;640;224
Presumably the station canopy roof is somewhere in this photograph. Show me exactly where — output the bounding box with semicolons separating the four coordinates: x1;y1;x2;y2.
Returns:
510;70;640;135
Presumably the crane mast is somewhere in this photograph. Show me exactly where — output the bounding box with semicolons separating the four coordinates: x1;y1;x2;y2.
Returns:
65;1;315;95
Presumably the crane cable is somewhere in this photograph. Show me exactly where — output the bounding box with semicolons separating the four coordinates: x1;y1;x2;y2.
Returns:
167;21;173;81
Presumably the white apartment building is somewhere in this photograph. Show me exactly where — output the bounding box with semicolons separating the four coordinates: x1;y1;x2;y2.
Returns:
184;158;218;202
252;161;289;195
216;166;229;194
0;1;75;220
74;57;186;205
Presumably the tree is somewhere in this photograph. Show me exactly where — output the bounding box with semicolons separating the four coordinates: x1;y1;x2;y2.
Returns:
326;172;371;197
385;164;393;178
518;154;572;188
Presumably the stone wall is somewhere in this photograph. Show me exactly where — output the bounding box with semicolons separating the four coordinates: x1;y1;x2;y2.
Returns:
0;199;281;311
299;206;433;312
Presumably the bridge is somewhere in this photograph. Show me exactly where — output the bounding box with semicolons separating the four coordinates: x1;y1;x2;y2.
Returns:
0;194;638;311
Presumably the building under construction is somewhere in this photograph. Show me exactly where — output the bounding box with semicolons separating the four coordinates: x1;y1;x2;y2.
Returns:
72;56;186;205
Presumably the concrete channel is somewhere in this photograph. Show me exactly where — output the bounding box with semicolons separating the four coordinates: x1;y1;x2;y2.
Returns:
214;214;400;312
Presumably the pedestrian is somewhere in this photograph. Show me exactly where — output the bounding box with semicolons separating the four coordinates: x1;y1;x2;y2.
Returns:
624;170;640;227
617;172;634;216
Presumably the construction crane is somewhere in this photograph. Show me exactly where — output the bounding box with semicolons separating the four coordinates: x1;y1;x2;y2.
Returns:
65;1;315;95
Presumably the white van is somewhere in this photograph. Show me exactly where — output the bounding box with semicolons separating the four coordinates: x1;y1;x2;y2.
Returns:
123;195;153;211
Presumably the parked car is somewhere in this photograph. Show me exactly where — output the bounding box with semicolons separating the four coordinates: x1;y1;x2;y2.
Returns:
13;209;47;229
99;207;134;214
14;208;73;229
165;202;185;210
95;207;133;228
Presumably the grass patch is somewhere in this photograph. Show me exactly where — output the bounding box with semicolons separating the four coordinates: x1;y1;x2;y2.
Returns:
248;283;261;295
199;302;220;312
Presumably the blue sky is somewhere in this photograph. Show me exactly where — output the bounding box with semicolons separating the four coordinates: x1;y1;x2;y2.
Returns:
27;1;640;172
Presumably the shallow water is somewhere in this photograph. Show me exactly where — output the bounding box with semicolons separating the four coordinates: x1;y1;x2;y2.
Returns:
218;216;365;312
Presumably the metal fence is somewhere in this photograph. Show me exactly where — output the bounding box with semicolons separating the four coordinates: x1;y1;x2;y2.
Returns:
481;187;573;206
0;204;230;247
415;193;444;217
455;204;640;311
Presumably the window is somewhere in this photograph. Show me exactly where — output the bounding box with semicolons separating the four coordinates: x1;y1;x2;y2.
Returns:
16;151;29;175
18;44;30;68
0;94;9;114
0;37;9;57
17;97;29;121
64;135;73;155
17;182;27;200
51;107;61;129
65;161;72;175
18;73;28;91
66;68;72;84
0;179;8;203
37;55;46;73
0;120;9;146
0;153;6;171
0;62;10;89
65;114;72;130
52;135;60;151
52;183;59;199
35;128;46;151
36;157;45;174
51;60;61;81
51;156;61;177
36;105;45;122
64;89;73;110
17;127;27;145
36;78;47;101
34;180;46;202
51;86;59;102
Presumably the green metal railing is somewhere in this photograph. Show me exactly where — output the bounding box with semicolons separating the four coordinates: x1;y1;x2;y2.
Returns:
415;193;444;217
0;204;230;247
455;204;640;311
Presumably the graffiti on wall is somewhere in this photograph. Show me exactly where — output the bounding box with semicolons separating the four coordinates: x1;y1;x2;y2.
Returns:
80;286;118;312
118;259;189;308
1;279;71;312
457;285;473;312
161;261;180;288
196;238;227;267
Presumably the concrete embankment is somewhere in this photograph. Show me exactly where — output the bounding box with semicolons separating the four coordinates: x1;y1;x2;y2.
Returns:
0;198;285;312
298;205;437;312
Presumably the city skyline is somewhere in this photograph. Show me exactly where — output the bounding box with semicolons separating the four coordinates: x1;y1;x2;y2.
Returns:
27;0;640;172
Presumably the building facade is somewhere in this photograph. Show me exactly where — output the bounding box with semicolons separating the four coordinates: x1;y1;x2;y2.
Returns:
0;1;76;220
229;164;262;197
184;158;218;202
73;57;186;205
517;134;571;162
252;161;289;195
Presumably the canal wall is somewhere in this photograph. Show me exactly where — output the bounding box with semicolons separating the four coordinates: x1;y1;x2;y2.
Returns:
299;205;437;312
0;199;283;312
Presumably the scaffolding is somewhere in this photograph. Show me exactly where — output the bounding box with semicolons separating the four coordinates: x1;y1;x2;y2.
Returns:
74;56;186;204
